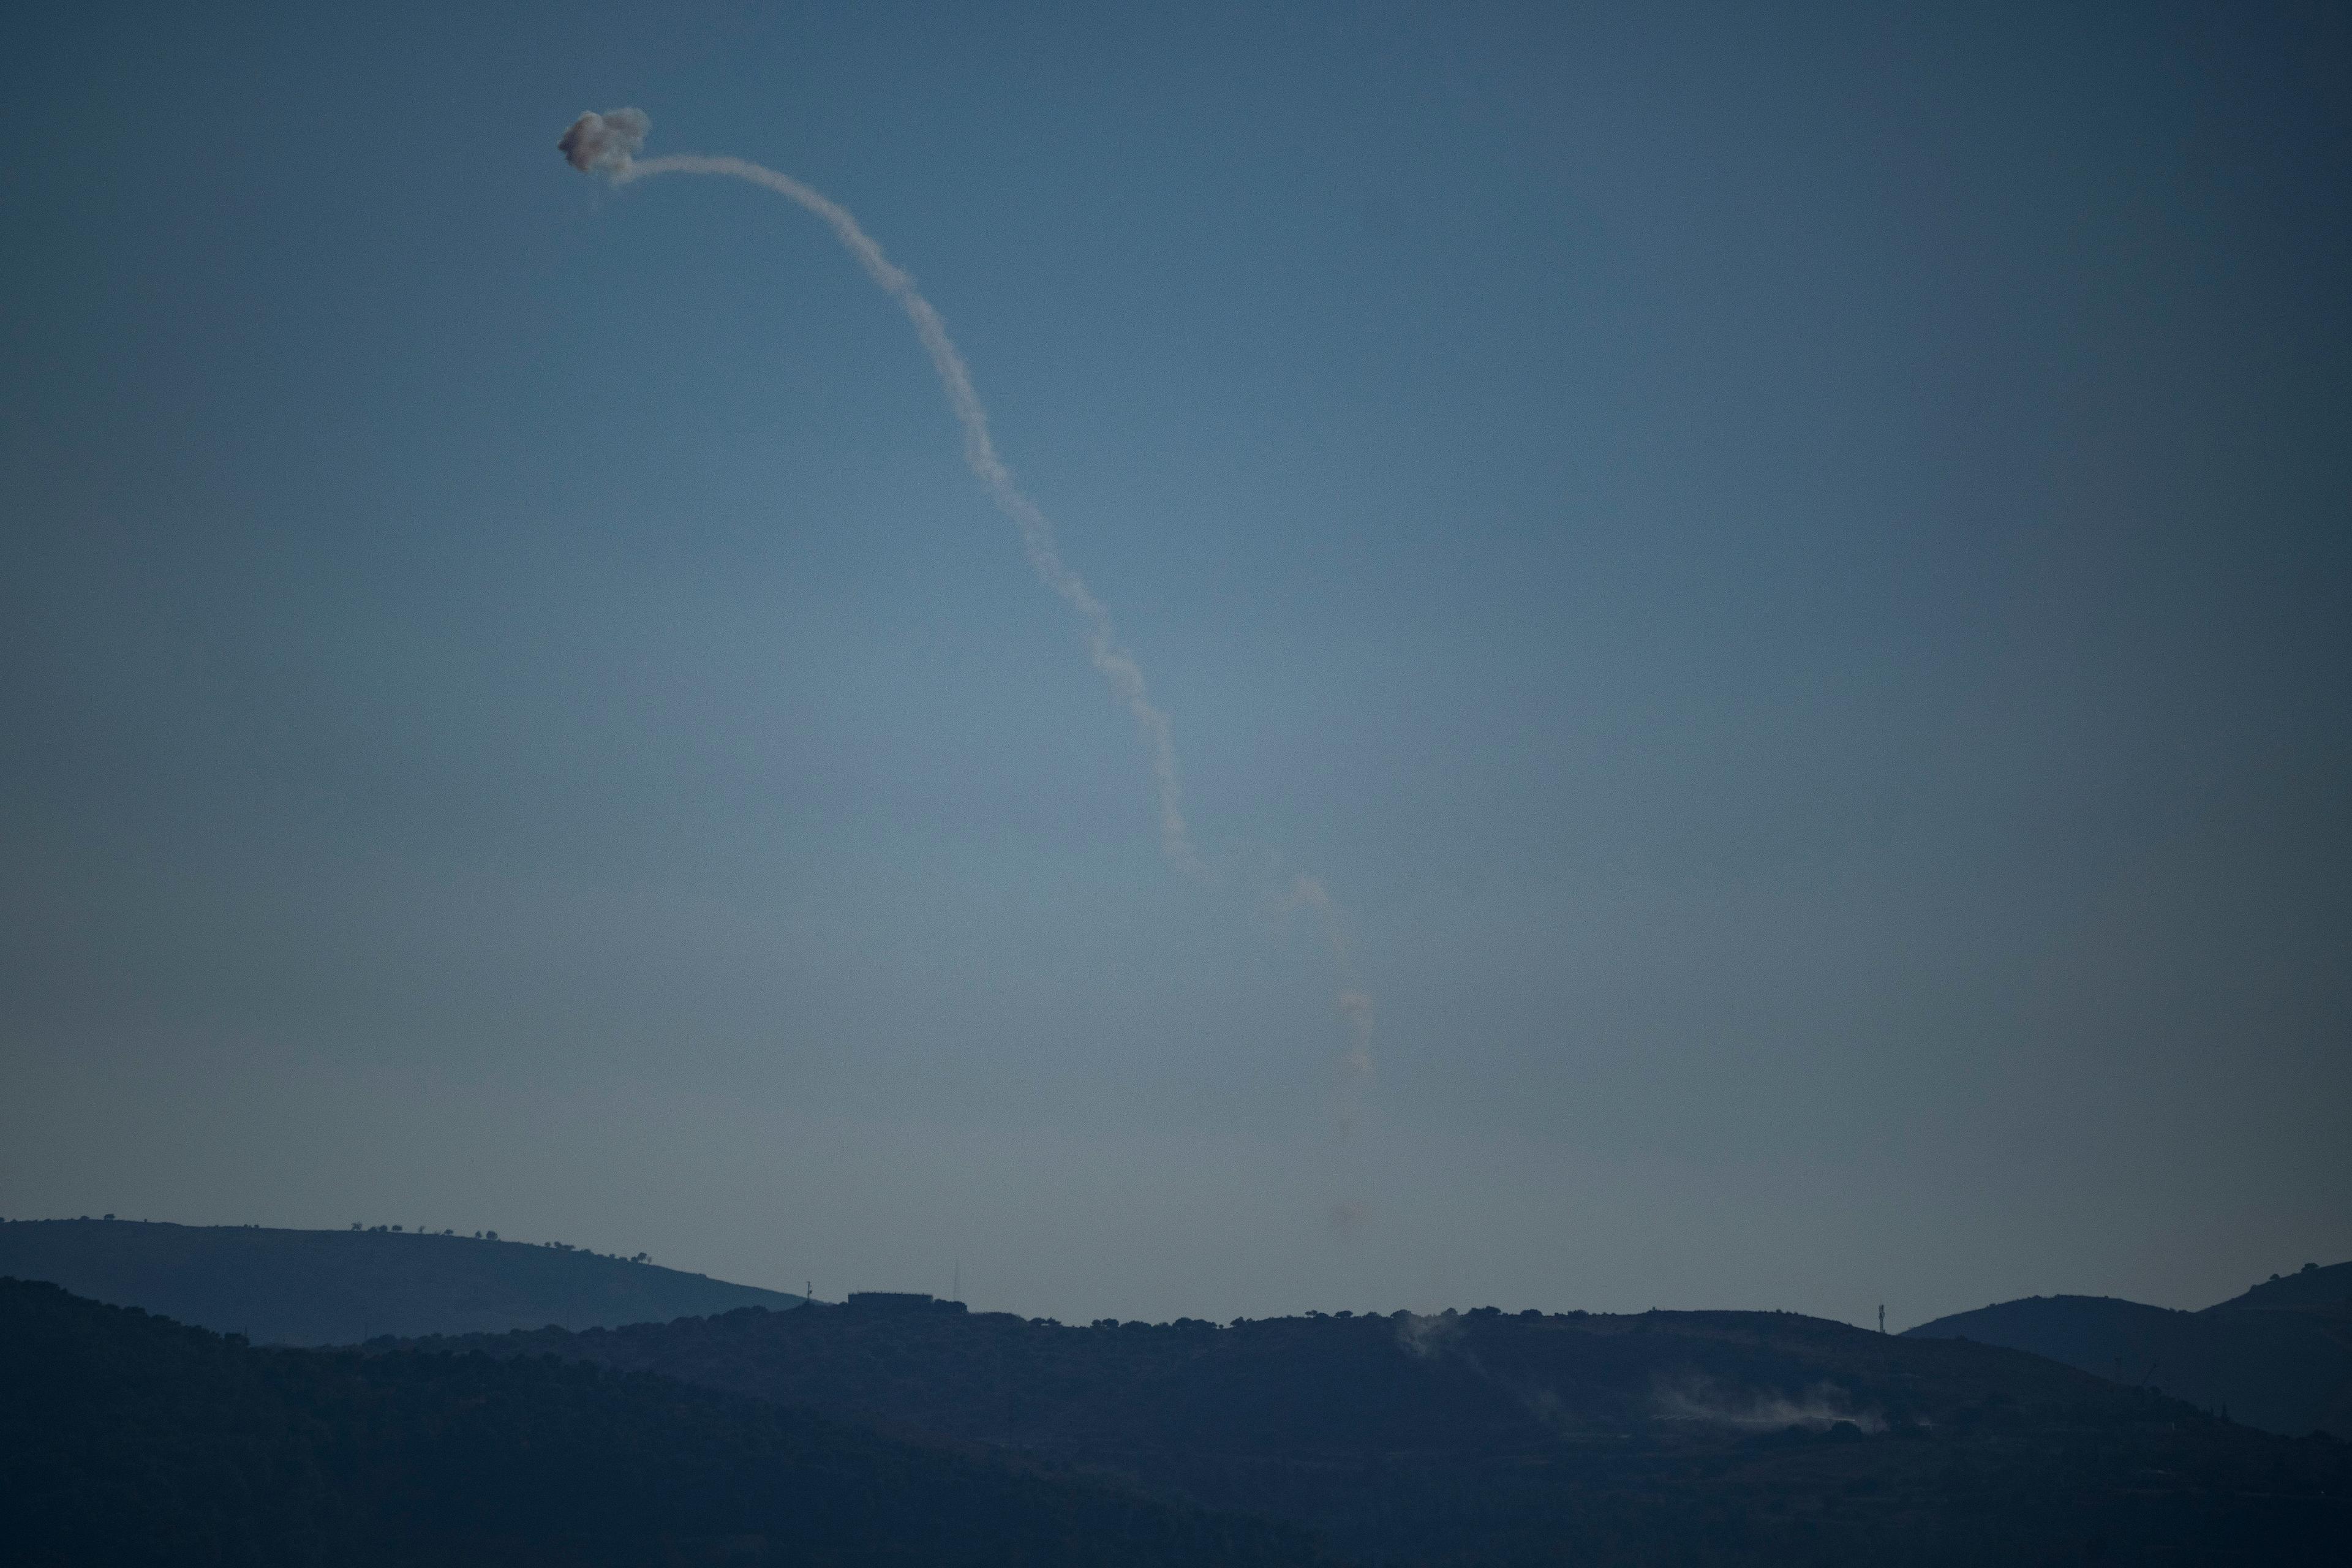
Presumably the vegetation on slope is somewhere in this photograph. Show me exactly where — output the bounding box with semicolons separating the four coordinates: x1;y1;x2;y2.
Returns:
420;1298;2352;1566
2209;1259;2352;1313
1905;1258;2352;1436
0;1278;1325;1568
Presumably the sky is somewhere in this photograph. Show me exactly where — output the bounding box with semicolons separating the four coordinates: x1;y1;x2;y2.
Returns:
4;0;2346;1329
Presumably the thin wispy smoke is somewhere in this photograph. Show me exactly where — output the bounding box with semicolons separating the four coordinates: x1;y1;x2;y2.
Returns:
1651;1374;1886;1434
1283;873;1376;1134
1395;1309;1461;1359
562;110;1376;1134
1391;1311;1562;1424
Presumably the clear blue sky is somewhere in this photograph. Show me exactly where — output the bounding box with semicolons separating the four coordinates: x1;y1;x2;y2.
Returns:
4;0;2346;1325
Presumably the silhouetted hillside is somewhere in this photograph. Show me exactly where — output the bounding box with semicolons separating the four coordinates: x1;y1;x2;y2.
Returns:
0;1278;1326;1567
0;1218;802;1344
2209;1259;2352;1313
1905;1261;2352;1438
418;1300;2352;1565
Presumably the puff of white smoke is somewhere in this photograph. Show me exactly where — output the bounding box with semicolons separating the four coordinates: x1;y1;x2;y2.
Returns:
559;108;650;175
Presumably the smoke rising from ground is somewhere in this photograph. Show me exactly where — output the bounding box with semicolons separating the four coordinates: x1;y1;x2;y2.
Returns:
1392;1316;1890;1437
563;110;1375;1139
1391;1311;1569;1427
1395;1309;1461;1359
1651;1374;1887;1433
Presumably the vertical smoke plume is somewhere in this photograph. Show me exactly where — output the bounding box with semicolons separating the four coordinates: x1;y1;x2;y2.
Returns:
562;110;1373;1133
1283;873;1376;1136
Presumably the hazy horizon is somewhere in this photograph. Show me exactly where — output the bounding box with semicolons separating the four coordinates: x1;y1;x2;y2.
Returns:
6;1;2346;1332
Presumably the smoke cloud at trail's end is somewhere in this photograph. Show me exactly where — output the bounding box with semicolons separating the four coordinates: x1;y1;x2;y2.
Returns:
560;108;649;175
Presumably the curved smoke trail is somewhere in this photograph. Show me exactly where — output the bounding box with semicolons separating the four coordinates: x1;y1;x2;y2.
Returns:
561;110;1377;1137
563;109;1196;873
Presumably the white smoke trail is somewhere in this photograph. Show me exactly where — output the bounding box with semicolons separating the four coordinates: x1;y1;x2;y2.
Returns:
565;115;1196;873
563;110;1381;1132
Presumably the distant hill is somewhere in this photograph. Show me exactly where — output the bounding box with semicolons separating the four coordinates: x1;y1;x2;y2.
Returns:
0;1218;804;1344
2210;1259;2352;1313
0;1278;1325;1568
413;1299;2352;1565
1904;1260;2352;1438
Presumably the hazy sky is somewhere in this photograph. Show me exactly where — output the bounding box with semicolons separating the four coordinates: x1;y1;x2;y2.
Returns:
5;1;2346;1327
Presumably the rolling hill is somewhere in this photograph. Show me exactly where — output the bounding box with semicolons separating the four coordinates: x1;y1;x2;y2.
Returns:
412;1295;2352;1565
2211;1259;2352;1312
1904;1259;2352;1438
0;1278;1325;1567
0;1218;804;1344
